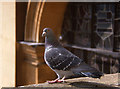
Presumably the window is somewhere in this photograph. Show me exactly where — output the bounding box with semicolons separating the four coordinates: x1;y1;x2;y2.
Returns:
61;2;120;74
62;3;92;47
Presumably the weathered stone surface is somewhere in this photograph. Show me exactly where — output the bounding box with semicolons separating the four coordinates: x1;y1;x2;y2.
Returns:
18;73;120;88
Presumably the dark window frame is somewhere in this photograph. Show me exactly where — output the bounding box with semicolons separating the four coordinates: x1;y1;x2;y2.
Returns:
61;2;120;73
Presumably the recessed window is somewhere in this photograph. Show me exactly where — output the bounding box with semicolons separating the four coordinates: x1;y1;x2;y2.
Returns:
61;3;120;73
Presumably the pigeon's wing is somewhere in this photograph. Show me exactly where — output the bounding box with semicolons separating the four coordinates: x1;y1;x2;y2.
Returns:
45;47;103;78
71;62;103;78
45;47;83;71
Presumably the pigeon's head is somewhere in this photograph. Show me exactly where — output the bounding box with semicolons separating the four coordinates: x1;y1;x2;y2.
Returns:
42;28;61;47
42;28;54;37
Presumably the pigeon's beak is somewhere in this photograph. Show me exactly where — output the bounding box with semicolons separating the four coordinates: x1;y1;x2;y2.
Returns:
42;31;46;37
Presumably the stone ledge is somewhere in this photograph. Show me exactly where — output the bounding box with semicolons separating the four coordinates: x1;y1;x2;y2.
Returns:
17;73;120;88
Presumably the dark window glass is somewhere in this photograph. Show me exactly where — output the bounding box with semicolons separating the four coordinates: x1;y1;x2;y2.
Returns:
61;3;92;47
61;3;119;74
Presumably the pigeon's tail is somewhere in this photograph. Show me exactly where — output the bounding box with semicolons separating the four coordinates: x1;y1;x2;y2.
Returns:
81;70;103;78
71;62;103;78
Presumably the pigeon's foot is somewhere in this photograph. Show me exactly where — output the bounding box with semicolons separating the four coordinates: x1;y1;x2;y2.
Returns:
48;79;63;84
48;77;65;84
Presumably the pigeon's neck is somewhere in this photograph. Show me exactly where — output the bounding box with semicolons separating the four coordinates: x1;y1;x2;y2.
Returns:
45;36;61;48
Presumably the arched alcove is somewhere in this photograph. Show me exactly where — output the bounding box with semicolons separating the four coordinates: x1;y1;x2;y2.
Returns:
17;2;68;86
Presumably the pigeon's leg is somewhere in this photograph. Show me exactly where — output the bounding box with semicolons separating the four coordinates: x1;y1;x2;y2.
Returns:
48;76;65;84
57;76;65;83
47;78;59;84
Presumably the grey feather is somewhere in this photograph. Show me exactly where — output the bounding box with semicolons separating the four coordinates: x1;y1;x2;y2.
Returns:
42;28;103;79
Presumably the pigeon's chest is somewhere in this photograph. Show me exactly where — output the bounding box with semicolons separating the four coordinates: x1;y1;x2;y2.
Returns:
44;47;59;60
44;47;61;67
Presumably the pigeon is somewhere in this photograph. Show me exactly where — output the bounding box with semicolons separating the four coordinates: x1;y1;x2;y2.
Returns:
42;28;103;83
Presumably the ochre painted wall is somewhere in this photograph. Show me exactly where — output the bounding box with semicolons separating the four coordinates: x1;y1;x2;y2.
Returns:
0;2;16;88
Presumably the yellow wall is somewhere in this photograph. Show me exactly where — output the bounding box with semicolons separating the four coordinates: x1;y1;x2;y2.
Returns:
0;2;16;88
